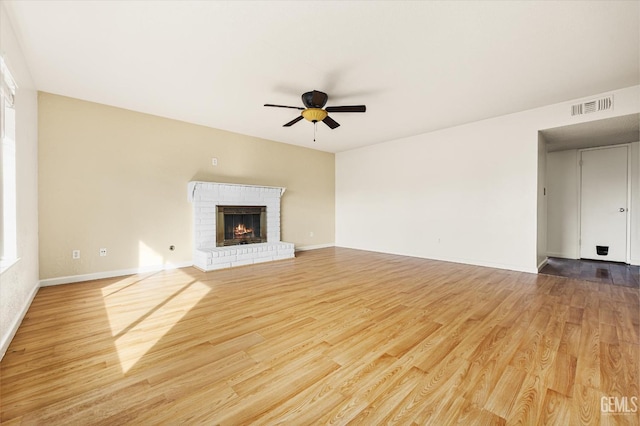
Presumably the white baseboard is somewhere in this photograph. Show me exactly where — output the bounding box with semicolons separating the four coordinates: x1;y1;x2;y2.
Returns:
537;257;548;272
39;261;193;287
334;244;539;274
0;281;39;361
546;252;579;260
295;243;334;252
630;257;640;266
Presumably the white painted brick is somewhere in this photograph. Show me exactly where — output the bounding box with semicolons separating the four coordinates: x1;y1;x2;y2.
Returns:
189;182;297;269
231;259;254;267
207;262;231;271
274;254;294;261
237;253;256;261
213;255;236;264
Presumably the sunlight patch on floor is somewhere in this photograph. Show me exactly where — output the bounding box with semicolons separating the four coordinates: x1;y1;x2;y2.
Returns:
101;268;210;373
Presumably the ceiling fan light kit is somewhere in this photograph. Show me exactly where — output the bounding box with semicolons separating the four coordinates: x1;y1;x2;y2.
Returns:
301;108;327;123
264;90;366;139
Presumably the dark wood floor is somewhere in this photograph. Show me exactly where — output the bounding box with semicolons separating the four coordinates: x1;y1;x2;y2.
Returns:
540;258;639;288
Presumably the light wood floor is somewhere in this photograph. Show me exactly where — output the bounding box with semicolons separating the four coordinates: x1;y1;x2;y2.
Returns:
1;248;638;425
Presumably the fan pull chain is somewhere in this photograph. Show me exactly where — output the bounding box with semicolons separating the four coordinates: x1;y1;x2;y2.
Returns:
314;121;317;142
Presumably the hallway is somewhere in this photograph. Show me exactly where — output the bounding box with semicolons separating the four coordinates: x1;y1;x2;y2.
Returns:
540;257;639;288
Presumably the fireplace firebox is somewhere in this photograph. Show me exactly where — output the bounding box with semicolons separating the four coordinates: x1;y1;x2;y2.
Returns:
216;206;267;247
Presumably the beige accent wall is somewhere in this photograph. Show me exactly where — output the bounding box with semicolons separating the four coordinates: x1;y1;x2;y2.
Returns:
38;93;334;280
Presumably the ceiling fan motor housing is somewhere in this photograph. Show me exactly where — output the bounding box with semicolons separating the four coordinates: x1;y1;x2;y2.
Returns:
302;90;328;109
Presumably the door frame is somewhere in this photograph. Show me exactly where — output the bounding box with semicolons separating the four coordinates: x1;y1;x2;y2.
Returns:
577;144;631;264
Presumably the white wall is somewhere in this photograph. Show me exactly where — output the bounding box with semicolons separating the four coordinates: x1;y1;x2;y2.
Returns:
546;149;579;259
631;142;640;265
536;133;547;269
0;3;39;359
336;85;639;273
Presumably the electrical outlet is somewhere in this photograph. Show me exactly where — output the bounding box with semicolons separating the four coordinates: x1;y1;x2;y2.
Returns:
99;248;107;257
309;231;314;237
212;157;218;166
72;250;80;259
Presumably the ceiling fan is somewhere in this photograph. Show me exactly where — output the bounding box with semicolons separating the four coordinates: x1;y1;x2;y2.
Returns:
264;90;366;130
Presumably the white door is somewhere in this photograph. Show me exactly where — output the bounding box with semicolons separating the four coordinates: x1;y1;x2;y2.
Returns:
580;146;628;262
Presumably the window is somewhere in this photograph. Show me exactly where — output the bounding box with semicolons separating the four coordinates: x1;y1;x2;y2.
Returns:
1;56;17;272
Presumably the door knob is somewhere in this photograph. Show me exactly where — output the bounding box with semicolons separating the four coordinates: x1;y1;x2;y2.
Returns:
620;208;626;212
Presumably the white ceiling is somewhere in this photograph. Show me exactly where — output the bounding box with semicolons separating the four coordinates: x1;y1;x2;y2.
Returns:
4;1;639;153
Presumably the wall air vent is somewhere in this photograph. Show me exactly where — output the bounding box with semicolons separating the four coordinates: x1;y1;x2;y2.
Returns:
571;95;613;116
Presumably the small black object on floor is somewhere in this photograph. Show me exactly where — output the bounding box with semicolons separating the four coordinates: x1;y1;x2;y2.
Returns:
540;257;639;288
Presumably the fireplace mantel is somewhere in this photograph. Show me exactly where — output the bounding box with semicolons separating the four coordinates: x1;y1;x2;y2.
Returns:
188;181;295;270
188;181;286;202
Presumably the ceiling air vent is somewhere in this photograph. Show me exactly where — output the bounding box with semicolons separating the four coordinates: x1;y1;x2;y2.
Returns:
571;95;613;116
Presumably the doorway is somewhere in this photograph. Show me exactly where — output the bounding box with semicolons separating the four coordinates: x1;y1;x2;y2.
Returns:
539;113;639;280
579;145;629;263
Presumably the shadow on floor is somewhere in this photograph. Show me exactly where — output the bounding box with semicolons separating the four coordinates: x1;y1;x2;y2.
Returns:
540;257;639;288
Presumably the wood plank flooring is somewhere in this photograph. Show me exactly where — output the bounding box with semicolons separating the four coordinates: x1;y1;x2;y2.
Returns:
1;247;638;424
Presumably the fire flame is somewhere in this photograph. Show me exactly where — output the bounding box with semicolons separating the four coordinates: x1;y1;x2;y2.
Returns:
234;224;253;238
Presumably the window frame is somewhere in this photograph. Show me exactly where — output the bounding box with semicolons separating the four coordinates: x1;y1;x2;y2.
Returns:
0;56;18;273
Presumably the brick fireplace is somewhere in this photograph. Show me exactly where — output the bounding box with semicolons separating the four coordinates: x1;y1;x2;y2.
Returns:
188;181;295;271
